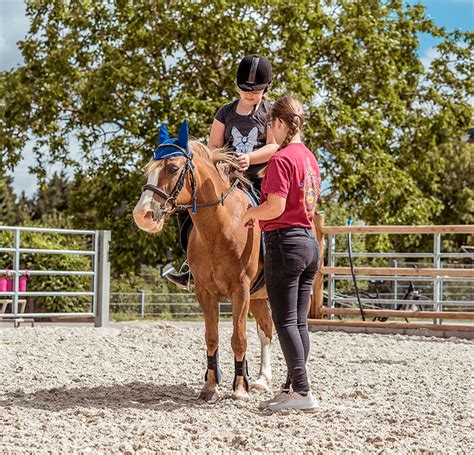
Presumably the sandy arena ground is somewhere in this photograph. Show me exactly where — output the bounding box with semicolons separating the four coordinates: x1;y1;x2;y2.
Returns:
1;321;473;453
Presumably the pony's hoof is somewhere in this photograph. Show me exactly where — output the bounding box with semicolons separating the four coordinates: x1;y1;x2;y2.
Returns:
231;389;251;401
198;388;219;402
250;378;270;393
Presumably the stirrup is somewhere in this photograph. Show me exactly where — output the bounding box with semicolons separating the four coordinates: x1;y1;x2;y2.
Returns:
162;262;193;290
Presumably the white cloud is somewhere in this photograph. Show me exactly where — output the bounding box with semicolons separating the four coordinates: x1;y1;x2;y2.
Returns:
0;3;80;197
11;138;79;198
420;46;441;70
0;0;29;70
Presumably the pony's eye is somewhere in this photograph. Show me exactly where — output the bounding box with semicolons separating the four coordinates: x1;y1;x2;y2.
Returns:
166;164;180;174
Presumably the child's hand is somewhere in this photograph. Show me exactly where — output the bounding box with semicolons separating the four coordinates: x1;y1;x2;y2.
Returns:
236;153;250;170
241;211;255;228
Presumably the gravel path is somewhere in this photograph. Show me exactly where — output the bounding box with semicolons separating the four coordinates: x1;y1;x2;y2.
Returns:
1;322;472;453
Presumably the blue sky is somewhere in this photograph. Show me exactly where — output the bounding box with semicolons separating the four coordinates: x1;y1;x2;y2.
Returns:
0;0;472;197
410;0;473;50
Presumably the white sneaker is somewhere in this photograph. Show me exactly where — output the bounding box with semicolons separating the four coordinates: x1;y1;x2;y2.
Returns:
258;387;291;410
268;391;319;413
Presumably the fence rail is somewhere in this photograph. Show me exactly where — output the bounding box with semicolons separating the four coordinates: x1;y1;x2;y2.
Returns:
0;226;110;326
110;292;232;318
3;222;472;331
310;218;474;332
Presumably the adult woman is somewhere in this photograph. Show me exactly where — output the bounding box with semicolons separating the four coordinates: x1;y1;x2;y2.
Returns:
242;96;321;412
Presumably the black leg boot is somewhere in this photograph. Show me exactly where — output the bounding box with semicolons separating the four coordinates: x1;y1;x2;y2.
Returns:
162;212;194;289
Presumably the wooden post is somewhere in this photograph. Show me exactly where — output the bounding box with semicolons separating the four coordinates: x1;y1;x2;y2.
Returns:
310;212;325;319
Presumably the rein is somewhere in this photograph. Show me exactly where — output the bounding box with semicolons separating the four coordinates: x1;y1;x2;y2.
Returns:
142;143;240;214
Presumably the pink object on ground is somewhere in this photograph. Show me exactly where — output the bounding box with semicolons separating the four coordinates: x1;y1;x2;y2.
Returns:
0;277;6;292
6;278;13;292
19;276;28;292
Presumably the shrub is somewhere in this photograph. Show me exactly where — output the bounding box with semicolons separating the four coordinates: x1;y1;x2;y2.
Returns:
0;228;92;313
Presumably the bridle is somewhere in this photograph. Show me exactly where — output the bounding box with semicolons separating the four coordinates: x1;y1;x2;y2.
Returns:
142;143;240;216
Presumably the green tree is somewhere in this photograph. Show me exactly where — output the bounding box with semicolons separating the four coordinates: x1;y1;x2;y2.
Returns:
30;170;72;220
432;141;473;226
66;162;181;274
0;0;472;263
0;174;20;225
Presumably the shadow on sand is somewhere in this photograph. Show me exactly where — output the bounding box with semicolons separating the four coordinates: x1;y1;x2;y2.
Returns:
0;382;213;412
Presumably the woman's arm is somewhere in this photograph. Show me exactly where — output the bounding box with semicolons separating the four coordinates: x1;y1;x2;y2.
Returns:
237;126;279;169
208;119;225;150
241;193;286;227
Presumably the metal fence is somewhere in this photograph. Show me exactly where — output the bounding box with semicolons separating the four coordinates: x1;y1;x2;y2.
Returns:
110;292;232;318
0;226;110;326
325;231;474;314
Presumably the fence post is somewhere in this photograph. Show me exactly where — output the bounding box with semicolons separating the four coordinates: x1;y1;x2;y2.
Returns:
310;212;325;319
12;229;20;317
95;230;111;328
140;290;145;318
392;259;398;310
433;233;441;325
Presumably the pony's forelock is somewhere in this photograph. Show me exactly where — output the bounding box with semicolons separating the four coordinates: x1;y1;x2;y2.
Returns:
144;159;164;177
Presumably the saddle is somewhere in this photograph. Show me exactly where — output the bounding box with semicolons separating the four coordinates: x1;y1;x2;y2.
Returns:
178;185;266;295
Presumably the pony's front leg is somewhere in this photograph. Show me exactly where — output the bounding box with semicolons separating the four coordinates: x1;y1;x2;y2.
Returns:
249;298;273;393
230;286;251;400
196;288;221;402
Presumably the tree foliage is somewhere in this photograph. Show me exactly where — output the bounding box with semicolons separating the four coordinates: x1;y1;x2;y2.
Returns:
0;175;19;226
66;162;181;273
28;171;71;220
0;0;472;270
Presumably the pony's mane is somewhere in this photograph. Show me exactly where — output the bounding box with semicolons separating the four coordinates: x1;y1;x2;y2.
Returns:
209;148;252;189
144;139;251;189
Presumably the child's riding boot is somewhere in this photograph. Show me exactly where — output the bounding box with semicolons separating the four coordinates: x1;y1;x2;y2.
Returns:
162;264;193;290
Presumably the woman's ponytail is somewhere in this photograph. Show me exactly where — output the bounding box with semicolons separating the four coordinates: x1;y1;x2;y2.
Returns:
269;96;304;151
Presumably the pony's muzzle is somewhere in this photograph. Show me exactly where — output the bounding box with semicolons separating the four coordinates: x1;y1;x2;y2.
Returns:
150;201;164;222
133;199;164;228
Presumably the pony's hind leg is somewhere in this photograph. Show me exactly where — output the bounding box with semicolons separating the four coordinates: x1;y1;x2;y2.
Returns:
196;287;221;402
249;298;273;393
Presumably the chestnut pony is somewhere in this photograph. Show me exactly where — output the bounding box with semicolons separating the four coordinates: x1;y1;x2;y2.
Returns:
133;122;272;401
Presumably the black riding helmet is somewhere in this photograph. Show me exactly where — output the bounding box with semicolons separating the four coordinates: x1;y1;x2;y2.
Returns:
237;54;272;92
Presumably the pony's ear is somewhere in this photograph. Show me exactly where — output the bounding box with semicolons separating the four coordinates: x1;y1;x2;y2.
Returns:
158;123;169;144
177;121;189;149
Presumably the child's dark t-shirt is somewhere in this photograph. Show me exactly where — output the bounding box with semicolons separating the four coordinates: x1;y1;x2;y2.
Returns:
215;99;272;183
259;143;321;232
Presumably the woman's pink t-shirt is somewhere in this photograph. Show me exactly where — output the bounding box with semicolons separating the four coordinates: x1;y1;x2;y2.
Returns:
259;143;320;232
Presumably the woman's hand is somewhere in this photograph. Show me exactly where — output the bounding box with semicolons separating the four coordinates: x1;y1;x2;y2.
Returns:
236;153;251;170
241;210;255;228
241;195;286;228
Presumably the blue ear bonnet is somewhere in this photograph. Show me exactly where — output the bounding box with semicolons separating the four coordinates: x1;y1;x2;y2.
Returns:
153;121;192;160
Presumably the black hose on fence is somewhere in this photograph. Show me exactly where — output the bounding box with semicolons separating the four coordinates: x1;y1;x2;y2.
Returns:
347;217;366;321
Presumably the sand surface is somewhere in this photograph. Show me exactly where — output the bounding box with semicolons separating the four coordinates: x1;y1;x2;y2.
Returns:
1;322;472;453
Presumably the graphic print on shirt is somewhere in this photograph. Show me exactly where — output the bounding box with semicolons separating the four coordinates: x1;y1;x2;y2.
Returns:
303;157;320;217
231;127;259;154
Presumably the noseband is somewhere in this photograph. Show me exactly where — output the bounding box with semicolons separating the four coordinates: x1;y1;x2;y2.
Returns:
142;143;239;216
